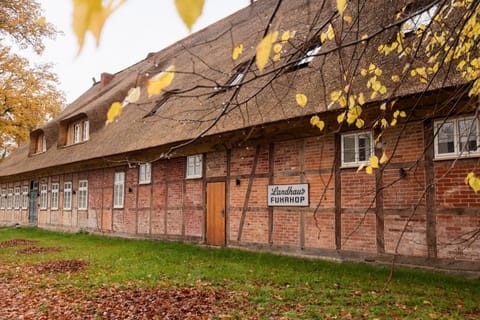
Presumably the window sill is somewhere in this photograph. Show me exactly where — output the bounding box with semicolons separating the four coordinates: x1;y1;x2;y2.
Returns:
138;181;151;185
186;175;202;180
434;153;480;161
340;162;370;169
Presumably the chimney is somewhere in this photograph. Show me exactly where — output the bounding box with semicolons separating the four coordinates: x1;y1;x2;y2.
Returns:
100;72;114;87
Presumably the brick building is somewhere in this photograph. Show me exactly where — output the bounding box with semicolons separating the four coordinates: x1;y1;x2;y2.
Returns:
0;0;479;272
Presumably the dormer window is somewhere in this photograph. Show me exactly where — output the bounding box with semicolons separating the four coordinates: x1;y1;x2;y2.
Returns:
401;4;438;34
83;120;89;141
29;130;47;155
211;62;249;97
68;118;89;145
294;43;322;68
74;123;81;144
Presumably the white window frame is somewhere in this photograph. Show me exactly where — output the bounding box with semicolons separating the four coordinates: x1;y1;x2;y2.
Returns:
1;189;6;209
401;4;438;34
40;184;48;210
78;180;88;210
42;135;47;153
74;123;81;144
21;186;29;209
114;172;125;208
434;116;480;159
295;44;322;67
341;131;374;167
186;154;203;179
51;183;59;210
7;188;13;209
83;120;89;141
139;163;152;184
13;187;20;209
63;182;72;210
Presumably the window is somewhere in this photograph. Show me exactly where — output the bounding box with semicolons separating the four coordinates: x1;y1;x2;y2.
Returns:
14;187;20;209
1;189;6;209
294;43;322;68
7;188;13;209
186;154;203;178
401;4;438;34
64;182;72;210
78;180;88;210
51;183;59;210
83;120;89;141
434;116;479;158
114;172;125;208
42;135;47;153
21;186;29;209
341;132;373;166
40;184;48;209
74;123;81;144
139;163;152;184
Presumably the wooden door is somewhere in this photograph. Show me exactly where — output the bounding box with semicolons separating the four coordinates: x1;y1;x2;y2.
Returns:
206;182;226;246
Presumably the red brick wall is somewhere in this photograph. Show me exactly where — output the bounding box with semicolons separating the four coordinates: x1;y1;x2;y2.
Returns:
384;213;428;256
437;214;480;260
341;212;377;253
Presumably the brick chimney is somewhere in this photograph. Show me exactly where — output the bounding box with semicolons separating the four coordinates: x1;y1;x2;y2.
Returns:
100;72;114;87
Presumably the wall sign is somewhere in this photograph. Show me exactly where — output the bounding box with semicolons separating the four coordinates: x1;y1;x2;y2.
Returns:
267;184;309;207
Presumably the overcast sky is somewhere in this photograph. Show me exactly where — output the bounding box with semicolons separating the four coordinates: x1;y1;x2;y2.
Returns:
32;1;250;103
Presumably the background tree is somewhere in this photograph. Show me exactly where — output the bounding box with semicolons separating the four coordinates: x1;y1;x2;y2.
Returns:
0;0;64;157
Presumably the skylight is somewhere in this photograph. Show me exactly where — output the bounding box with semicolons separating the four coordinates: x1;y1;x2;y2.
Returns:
295;44;322;67
401;4;438;34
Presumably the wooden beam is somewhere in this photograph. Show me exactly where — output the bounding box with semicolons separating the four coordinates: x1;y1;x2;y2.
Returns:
237;145;261;242
268;143;274;245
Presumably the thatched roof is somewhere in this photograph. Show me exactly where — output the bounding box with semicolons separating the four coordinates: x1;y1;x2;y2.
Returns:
0;0;474;180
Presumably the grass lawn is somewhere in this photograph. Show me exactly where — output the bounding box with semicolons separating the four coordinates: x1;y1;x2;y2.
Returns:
0;227;479;319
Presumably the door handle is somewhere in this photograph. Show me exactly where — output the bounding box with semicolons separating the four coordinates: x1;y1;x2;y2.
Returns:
220;209;225;217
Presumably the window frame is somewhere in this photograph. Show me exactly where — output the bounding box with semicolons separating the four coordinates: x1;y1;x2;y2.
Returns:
78;180;88;210
42;135;47;153
51;183;59;210
73;123;81;144
13;187;20;209
341;131;374;167
7;188;13;209
186;154;203;179
139;163;152;184
63;182;72;210
83;120;89;141
40;184;48;210
21;186;29;209
1;189;6;210
113;172;125;209
401;4;438;34
434;116;480;159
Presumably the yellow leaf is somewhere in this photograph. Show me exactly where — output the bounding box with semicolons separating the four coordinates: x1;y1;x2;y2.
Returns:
399;111;407;118
339;96;348;108
327;24;335;40
360;69;368;76
343;15;352;23
357;163;366;172
124;87;141;104
336;0;347;16
232;44;243;60
337;112;346;123
391;118;398;126
393;110;400;118
106;101;122;124
175;0;204;31
380;151;388;164
366;165;373;174
273;43;282;54
391;75;401;82
310;115;320;126
380;102;387;110
358;93;365;105
273;53;281;62
296;94;308;107
331;90;343;102
465;172;480;193
320;32;327;43
281;31;291;43
316;120;325;131
370;156;379;168
73;0;126;50
37;17;46;25
256;31;278;72
147;65;176;97
355;118;364;128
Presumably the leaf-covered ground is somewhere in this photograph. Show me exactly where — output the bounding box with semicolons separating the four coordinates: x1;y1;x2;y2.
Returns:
1;229;479;319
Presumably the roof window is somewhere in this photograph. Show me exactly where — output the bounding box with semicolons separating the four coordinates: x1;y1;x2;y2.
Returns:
401;4;438;34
